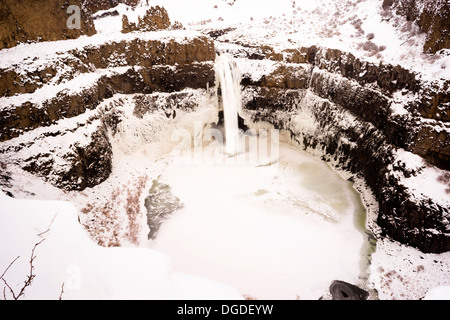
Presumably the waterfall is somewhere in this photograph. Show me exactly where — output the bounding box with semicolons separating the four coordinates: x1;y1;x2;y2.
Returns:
215;53;242;156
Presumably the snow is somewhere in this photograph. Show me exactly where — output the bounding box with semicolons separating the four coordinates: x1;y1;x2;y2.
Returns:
369;237;450;300
1;0;449;301
423;286;450;300
390;148;450;206
390;90;418;116
151;142;369;300
0;67;132;111
234;57;279;83
0;192;243;300
148;0;449;84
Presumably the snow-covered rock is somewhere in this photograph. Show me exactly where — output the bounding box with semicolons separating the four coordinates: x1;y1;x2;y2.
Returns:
0;192;243;300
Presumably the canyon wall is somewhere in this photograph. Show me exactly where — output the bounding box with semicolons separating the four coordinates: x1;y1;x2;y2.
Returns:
0;0;96;50
223;43;449;254
0;31;215;192
0;4;448;254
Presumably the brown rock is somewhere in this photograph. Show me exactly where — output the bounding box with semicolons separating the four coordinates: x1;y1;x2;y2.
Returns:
83;0;140;13
386;0;450;53
122;6;171;33
0;0;96;50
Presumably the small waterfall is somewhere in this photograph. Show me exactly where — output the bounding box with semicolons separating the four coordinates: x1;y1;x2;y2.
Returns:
215;53;242;156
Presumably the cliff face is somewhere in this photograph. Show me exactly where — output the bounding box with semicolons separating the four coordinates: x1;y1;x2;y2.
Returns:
0;0;96;50
0;35;215;142
83;0;140;13
383;0;450;53
122;6;171;33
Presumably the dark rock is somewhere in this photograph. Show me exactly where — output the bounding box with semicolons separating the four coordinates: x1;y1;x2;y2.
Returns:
145;180;183;239
0;0;96;50
385;0;450;53
83;0;140;13
330;280;369;300
22;124;113;191
0;36;216;142
207;27;236;39
133;91;198;119
214;110;249;133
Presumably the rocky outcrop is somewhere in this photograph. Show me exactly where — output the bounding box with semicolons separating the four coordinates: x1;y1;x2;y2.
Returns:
0;35;214;99
243;45;449;171
383;0;450;53
122;6;171;33
0;0;96;50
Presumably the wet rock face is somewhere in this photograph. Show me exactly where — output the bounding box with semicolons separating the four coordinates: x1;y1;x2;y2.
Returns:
313;48;418;93
377;186;450;253
0;0;96;50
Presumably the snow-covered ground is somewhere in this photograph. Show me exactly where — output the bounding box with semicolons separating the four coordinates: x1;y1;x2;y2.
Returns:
0;192;243;300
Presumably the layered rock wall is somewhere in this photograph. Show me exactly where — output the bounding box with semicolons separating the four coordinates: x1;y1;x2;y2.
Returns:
0;36;215;142
0;31;216;193
232;44;450;253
